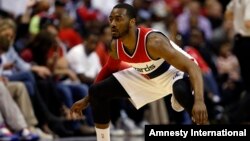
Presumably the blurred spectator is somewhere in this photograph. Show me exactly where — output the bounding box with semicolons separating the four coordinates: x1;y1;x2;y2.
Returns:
29;0;52;36
92;0;118;18
6;81;38;130
95;24;111;67
0;0;32;17
76;0;105;37
225;0;250;94
67;32;101;85
58;14;83;50
0;111;19;141
203;0;223;30
52;0;68;26
220;0;250;123
151;0;168;19
132;0;154;24
215;40;243;106
216;41;240;82
77;0;103;22
210;20;234;54
0;18;52;98
25;29;95;135
152;13;183;47
14;0;37;52
164;0;191;17
7;81;54;140
1;48;39;141
177;0;212;40
64;0;82;21
185;25;218;79
0;81;39;141
0;17;73;138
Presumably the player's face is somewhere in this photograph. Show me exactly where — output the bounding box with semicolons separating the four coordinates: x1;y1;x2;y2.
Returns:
109;8;130;39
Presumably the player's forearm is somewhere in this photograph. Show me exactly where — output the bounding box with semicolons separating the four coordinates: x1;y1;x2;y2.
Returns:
94;56;122;83
188;63;205;102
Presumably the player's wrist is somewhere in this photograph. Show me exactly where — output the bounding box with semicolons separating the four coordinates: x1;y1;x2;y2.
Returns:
194;97;204;103
83;96;90;104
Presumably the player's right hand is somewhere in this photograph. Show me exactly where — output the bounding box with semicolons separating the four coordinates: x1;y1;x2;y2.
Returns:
70;97;90;120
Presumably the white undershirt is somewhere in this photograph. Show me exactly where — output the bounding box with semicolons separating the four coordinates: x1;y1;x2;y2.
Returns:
67;44;101;79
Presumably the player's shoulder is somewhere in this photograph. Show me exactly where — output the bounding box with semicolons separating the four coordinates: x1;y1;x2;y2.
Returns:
146;32;166;47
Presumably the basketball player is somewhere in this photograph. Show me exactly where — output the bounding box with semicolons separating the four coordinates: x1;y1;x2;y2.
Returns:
70;3;208;141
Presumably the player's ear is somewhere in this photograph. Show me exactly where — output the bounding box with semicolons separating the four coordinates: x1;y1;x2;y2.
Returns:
130;18;136;25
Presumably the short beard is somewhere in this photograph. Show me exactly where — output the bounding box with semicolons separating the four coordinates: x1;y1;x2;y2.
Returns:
112;35;119;39
112;26;130;40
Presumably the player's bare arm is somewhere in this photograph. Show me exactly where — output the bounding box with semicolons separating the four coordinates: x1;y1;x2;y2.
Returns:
146;32;208;124
147;33;204;101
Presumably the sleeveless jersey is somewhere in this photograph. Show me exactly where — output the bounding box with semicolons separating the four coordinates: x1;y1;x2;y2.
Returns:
116;27;167;75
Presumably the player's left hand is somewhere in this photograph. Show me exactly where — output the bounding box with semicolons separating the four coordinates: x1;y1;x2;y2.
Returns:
192;101;209;125
70;97;89;120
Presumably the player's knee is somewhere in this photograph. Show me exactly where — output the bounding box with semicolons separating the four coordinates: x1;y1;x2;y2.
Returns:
89;85;97;103
173;80;187;99
88;84;106;104
172;78;193;113
173;79;192;105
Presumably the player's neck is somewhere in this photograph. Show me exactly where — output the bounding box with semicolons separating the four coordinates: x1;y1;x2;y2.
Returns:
120;28;138;50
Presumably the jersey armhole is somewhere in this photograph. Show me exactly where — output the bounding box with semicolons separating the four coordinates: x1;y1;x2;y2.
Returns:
145;31;169;61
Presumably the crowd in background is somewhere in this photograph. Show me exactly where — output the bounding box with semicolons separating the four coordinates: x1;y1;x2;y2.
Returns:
0;0;249;140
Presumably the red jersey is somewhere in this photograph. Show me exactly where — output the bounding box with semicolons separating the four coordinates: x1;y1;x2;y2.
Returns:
116;27;166;75
117;27;152;63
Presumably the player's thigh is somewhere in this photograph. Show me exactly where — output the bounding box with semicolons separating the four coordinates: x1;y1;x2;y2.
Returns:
89;75;130;100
